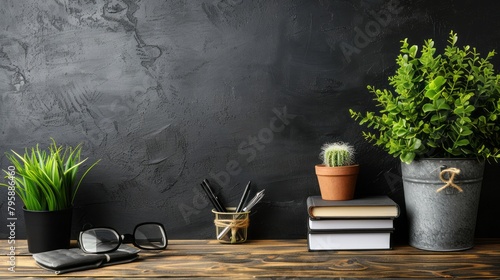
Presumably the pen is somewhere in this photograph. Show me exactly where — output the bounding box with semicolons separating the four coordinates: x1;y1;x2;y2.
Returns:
243;189;265;212
235;181;251;213
200;183;223;212
203;179;227;212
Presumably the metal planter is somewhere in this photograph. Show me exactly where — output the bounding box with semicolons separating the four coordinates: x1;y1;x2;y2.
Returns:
401;158;484;251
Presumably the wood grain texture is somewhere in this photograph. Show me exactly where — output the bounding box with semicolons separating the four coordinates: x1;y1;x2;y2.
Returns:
1;239;500;278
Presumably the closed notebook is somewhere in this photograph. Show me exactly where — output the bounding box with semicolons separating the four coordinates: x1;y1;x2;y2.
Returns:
307;195;400;219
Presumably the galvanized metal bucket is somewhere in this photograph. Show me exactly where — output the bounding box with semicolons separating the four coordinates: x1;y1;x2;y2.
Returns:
401;158;484;251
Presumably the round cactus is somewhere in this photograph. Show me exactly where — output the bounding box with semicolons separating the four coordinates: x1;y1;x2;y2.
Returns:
320;142;355;167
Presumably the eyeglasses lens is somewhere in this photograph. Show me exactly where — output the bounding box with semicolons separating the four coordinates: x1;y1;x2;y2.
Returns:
134;224;167;249
81;228;120;253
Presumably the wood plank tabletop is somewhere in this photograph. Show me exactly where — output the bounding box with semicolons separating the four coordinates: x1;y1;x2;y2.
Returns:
1;239;500;279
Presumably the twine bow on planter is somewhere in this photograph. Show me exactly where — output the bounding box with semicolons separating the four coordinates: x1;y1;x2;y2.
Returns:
436;168;463;193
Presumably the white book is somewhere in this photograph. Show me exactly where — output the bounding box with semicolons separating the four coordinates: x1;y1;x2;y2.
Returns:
308;218;393;230
307;231;392;251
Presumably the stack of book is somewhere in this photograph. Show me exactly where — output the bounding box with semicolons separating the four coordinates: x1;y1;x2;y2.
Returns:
306;195;399;251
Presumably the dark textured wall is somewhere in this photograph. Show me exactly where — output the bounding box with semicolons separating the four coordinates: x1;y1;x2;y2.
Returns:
1;0;500;242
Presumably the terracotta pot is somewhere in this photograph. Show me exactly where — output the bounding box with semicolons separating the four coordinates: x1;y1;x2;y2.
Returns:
315;164;359;200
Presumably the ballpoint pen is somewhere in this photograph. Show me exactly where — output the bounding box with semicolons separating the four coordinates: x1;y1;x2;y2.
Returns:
203;179;227;212
235;181;251;213
200;183;224;212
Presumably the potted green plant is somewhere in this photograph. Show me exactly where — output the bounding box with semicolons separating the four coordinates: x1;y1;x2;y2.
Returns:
350;31;500;251
1;139;100;253
315;142;359;200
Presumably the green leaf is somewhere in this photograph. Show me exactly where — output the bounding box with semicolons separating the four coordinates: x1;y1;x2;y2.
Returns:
465;105;474;114
460;129;473;136
428;76;446;90
430;114;446;123
423;103;435;112
435;99;450;111
400;152;415;164
425;89;439;100
454;107;464;115
395;128;407;137
413;138;422;149
456;139;470;146
409;45;418;58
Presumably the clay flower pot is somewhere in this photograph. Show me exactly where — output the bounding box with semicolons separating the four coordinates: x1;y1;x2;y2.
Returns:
315;164;359;200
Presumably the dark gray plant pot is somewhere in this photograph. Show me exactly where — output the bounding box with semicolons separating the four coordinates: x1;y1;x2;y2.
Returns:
401;158;484;251
23;207;73;253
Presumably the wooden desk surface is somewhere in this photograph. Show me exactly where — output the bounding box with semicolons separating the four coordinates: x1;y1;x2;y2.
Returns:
1;239;500;279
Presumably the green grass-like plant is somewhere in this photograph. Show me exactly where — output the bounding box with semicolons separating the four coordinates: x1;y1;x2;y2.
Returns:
320;142;356;167
350;31;500;164
1;139;100;211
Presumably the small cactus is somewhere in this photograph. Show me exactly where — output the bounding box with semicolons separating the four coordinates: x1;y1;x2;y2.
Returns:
320;142;355;167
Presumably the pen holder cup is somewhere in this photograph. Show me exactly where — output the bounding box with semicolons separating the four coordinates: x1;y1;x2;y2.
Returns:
212;207;250;244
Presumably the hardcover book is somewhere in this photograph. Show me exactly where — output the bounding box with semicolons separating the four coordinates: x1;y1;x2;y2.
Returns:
307;230;393;251
308;217;394;231
307;195;400;219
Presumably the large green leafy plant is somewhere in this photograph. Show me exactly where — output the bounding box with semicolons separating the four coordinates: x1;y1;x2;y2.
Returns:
1;139;100;211
350;31;500;164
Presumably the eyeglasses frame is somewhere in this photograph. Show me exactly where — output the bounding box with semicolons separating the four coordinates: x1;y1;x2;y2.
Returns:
78;222;167;254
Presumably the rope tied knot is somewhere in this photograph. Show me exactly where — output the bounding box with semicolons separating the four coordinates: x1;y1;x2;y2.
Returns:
214;216;249;243
436;167;463;193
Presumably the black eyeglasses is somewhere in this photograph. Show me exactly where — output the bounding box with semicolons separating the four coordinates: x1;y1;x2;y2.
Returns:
78;222;167;253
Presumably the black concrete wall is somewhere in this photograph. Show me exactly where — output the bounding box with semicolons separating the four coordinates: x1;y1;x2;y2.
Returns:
1;0;499;243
